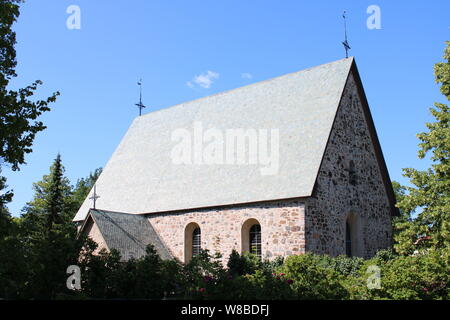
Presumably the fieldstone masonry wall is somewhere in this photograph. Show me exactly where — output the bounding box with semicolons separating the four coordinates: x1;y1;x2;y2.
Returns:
147;200;306;263
305;72;393;258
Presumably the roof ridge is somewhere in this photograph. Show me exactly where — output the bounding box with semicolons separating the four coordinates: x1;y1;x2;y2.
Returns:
135;57;354;121
90;208;145;217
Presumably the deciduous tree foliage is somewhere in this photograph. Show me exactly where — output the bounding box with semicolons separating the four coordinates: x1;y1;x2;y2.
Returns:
0;0;59;206
71;168;102;210
0;2;54;284
395;42;450;255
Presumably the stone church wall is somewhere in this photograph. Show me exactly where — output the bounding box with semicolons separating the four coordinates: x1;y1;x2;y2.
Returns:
305;72;393;258
147;199;306;263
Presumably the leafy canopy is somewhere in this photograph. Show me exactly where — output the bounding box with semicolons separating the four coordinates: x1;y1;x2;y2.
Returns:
395;42;450;254
0;0;59;211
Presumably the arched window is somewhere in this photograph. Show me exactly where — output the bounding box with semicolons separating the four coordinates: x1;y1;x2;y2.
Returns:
249;224;262;258
345;221;352;257
345;213;362;257
184;222;201;263
241;218;262;259
192;227;201;257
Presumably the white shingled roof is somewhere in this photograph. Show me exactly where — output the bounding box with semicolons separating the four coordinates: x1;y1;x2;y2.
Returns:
74;57;354;221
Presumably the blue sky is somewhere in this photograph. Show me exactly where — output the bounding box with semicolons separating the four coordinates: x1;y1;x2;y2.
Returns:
4;0;450;216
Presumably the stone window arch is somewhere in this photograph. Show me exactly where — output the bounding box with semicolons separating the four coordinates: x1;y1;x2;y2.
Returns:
345;213;361;257
184;222;201;263
241;218;262;259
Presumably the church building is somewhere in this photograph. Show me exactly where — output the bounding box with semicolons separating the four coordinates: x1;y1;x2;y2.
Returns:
74;57;398;262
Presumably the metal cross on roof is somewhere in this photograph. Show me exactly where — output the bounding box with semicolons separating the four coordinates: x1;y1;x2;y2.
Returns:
89;185;100;209
342;11;351;58
135;79;147;116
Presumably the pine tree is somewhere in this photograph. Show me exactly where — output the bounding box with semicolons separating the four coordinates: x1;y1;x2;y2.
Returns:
19;154;85;298
20;154;72;244
46;154;64;233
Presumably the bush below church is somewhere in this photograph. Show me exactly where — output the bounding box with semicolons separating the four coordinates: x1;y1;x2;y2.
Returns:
63;244;448;300
344;249;449;300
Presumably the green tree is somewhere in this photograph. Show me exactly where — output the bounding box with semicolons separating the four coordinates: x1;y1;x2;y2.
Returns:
395;42;450;255
45;154;65;233
0;2;59;296
0;169;13;241
392;181;413;220
0;169;13;209
0;209;25;299
0;0;59;208
347;249;449;300
70;168;102;211
20;154;73;240
391;181;414;243
19;155;85;299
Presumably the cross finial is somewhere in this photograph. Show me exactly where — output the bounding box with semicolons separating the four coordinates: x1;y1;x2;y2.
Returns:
342;11;351;58
135;79;147;116
89;185;100;209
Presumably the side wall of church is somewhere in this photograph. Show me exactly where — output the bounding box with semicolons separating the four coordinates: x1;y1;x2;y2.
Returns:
147;200;306;263
305;72;393;259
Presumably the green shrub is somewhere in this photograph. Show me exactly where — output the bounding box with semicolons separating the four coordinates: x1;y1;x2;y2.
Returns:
279;253;349;300
373;248;398;262
347;249;449;300
312;254;365;277
75;243;448;300
227;250;262;276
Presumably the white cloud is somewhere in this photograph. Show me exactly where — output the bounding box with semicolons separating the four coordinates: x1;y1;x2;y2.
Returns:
187;70;220;89
241;73;252;79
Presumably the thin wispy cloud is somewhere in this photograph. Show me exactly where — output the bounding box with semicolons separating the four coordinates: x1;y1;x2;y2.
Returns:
187;70;220;89
241;72;253;80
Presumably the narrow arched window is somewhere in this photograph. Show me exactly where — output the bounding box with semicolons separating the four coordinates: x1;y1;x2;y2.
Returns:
192;227;201;257
349;160;357;185
185;222;201;263
249;224;261;259
345;221;352;257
